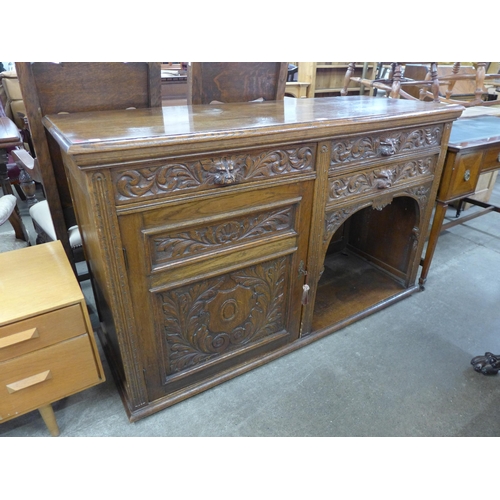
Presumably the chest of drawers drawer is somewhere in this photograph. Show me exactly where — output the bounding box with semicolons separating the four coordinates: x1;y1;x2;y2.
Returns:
0;334;101;421
0;304;87;362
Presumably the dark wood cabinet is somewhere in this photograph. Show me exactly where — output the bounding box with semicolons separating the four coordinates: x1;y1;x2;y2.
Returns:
43;96;463;421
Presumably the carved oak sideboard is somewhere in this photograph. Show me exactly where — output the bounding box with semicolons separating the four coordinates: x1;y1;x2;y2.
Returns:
43;96;463;421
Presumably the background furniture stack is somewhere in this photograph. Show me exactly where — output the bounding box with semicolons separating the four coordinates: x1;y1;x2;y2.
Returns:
286;62;378;99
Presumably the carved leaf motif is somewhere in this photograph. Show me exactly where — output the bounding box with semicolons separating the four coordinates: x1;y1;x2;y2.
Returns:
154;207;292;264
323;205;360;245
160;258;286;374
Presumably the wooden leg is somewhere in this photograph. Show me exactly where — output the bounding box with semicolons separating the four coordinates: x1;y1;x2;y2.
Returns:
419;201;448;288
38;404;60;437
7;206;30;242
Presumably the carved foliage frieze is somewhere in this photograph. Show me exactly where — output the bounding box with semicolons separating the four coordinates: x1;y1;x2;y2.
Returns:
158;258;287;375
330;125;443;169
328;157;435;202
153;207;294;266
405;185;431;209
323;184;431;247
113;146;314;201
323;204;363;246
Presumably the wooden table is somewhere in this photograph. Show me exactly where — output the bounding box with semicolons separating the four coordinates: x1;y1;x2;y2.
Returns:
0;241;105;435
43;96;463;421
419;115;500;286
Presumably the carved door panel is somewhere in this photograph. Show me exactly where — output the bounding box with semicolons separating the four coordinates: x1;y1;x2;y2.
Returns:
118;180;313;402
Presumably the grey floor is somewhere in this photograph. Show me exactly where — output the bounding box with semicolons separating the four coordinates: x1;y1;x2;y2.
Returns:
1;178;500;438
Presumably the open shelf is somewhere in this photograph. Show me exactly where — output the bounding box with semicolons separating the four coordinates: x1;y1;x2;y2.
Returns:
312;249;406;332
311;196;420;333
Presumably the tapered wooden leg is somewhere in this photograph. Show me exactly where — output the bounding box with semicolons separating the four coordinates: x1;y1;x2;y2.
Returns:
419;201;448;287
38;404;60;437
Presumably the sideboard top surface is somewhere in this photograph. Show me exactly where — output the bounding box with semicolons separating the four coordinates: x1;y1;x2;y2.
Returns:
43;96;464;160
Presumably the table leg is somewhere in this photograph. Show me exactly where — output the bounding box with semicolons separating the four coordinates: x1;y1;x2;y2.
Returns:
38;404;60;437
419;200;448;288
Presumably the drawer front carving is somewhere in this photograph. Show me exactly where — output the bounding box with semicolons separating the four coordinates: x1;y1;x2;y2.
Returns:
0;335;101;420
149;205;295;270
0;305;87;362
113;144;316;204
157;256;289;380
327;155;437;204
329;125;443;171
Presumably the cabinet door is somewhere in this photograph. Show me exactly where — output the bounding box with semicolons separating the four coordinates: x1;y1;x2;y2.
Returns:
119;181;313;402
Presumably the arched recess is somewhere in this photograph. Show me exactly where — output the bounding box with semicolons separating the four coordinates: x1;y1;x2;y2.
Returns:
311;187;429;332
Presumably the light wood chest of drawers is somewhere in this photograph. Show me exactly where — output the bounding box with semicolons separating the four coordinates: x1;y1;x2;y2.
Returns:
43;96;463;421
0;241;105;435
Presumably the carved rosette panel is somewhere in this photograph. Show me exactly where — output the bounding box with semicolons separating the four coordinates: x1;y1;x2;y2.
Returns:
153;207;294;266
113;146;314;202
328;157;435;203
158;258;287;374
330;125;443;169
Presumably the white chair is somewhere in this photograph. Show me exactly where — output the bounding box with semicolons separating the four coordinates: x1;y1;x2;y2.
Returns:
0;193;29;252
28;199;82;249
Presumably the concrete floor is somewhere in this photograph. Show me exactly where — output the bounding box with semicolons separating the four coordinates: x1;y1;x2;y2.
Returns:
1;177;500;439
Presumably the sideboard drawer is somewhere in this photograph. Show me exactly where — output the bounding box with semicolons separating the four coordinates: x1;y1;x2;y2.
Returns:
327;154;438;205
112;143;316;205
481;145;500;172
438;150;483;201
0;305;87;362
0;334;101;421
329;124;444;174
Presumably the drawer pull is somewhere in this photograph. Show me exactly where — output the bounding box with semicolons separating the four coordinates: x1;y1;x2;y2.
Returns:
6;370;52;394
214;158;236;185
497;153;500;163
374;169;393;189
464;169;471;182
379;140;397;156
0;328;39;349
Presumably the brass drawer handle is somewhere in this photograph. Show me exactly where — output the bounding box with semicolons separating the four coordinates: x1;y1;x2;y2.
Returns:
464;169;471;182
0;328;39;349
6;370;52;394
